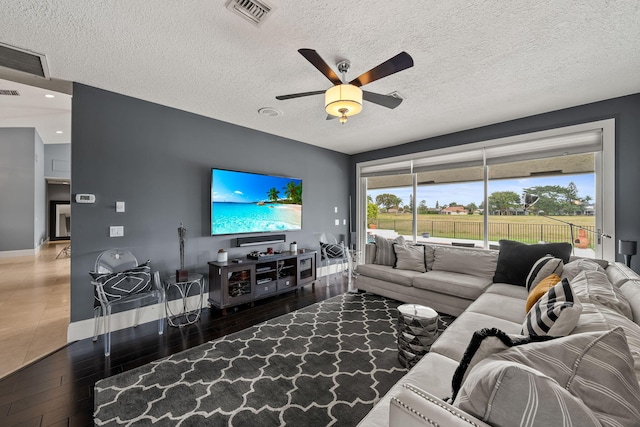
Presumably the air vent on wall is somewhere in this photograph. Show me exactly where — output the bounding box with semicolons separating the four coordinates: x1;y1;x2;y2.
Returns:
225;0;274;26
0;89;20;96
0;43;50;79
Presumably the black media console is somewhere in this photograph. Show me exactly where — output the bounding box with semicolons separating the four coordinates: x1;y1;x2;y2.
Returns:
208;249;317;314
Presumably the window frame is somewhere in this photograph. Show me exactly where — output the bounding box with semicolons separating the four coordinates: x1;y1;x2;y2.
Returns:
356;119;616;261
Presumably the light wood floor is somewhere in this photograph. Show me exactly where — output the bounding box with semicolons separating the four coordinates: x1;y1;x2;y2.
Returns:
0;241;70;378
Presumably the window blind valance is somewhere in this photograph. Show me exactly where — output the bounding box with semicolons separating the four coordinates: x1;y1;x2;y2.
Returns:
359;129;602;177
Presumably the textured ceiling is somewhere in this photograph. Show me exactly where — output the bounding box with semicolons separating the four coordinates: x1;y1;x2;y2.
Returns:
0;78;71;144
1;1;639;154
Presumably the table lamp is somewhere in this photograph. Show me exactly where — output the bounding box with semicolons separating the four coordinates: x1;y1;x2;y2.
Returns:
618;240;637;268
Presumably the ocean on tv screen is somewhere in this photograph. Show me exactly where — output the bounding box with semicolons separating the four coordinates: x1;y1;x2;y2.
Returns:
212;202;301;235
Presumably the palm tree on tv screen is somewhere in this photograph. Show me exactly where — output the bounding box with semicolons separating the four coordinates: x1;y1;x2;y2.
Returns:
267;187;280;202
283;181;302;205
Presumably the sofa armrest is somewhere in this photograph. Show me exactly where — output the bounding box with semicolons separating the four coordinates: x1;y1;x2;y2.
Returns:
390;384;490;427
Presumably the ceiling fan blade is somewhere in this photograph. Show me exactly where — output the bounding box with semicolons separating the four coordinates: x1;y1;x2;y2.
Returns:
349;52;414;87
276;90;325;100
363;91;403;109
298;49;343;85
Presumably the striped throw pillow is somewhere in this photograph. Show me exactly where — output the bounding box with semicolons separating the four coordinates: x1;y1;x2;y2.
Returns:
373;235;405;266
526;255;563;292
522;278;582;336
456;327;640;426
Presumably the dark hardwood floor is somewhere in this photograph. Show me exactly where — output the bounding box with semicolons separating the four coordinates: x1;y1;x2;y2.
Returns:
0;277;349;427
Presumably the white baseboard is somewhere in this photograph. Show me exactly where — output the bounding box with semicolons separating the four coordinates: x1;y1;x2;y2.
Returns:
317;262;348;278
68;265;348;343
67;293;209;342
0;248;38;258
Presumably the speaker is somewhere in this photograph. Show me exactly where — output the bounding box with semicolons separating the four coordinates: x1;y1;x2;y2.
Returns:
235;234;286;247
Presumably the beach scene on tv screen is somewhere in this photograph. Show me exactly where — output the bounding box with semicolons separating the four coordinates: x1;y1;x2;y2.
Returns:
211;169;302;235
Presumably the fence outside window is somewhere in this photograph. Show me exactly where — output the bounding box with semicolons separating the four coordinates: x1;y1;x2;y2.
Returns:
371;219;595;248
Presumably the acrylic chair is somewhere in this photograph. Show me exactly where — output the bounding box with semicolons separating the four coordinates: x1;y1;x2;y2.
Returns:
319;233;349;285
90;249;165;357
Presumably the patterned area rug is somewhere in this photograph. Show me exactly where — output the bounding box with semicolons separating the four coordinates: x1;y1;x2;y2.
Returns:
94;292;452;426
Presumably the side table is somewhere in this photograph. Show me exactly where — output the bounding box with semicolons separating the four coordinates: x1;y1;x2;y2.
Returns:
165;273;204;327
396;304;440;368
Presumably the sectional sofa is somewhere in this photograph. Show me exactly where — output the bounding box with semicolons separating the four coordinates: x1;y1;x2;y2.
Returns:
357;238;640;426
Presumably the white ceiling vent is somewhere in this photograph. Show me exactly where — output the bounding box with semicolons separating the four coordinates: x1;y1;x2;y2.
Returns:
0;89;20;96
0;42;50;79
225;0;274;26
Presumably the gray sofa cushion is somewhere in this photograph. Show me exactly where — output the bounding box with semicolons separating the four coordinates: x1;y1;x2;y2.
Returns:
413;270;492;300
393;243;426;272
430;311;523;363
431;246;498;278
606;262;638;288
619;280;640;322
356;263;420;287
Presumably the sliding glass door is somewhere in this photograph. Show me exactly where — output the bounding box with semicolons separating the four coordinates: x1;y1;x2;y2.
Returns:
356;120;615;260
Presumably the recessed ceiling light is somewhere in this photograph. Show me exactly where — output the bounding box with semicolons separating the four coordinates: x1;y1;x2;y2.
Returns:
56;130;63;134
44;94;55;98
258;107;283;117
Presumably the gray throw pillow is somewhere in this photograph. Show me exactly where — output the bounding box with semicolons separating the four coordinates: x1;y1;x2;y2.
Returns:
456;327;640;426
456;359;601;427
569;270;633;320
373;235;405;266
562;258;606;282
393;243;427;273
431;246;498;278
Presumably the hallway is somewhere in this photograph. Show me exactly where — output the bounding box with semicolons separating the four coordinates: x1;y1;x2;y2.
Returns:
0;241;70;378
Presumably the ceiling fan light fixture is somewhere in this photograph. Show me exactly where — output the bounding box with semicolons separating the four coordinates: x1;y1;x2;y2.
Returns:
325;84;362;119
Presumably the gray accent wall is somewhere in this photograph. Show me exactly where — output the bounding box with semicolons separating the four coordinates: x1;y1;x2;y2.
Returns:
70;84;350;322
0;128;42;252
352;93;640;271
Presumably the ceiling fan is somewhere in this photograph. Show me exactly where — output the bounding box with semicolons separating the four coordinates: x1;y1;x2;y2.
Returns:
276;49;414;124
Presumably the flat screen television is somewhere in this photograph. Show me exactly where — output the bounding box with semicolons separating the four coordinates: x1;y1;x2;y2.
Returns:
211;168;302;235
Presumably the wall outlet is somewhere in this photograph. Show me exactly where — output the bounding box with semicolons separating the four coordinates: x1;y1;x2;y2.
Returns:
334;206;338;213
109;226;124;237
334;219;339;226
116;201;125;212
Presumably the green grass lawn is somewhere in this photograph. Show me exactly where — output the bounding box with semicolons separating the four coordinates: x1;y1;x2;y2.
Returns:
371;213;595;245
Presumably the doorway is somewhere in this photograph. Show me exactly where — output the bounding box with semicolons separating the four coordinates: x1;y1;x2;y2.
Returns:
49;200;71;241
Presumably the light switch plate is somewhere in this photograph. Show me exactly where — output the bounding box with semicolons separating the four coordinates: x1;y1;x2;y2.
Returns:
109;226;124;237
116;201;125;212
334;219;339;225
